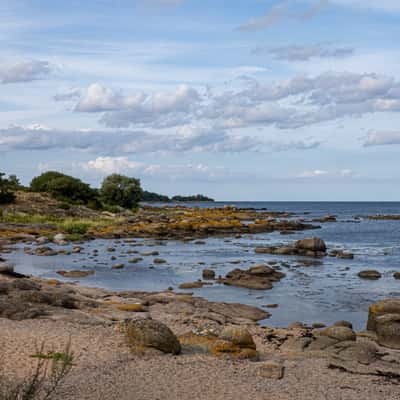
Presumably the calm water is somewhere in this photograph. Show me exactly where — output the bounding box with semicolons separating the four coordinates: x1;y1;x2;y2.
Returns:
6;202;400;330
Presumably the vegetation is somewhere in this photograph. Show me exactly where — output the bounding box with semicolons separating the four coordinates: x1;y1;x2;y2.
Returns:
0;342;74;400
100;174;142;209
0;173;19;204
172;194;214;202
30;172;98;206
141;190;170;203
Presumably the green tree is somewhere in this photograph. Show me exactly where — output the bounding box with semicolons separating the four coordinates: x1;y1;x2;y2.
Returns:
30;171;97;204
0;172;19;204
100;174;142;209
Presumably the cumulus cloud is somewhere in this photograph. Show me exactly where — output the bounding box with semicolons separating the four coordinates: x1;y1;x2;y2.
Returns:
54;88;81;102
75;83;200;128
261;44;354;61
81;156;237;182
0;60;52;84
0;125;320;155
363;130;400;146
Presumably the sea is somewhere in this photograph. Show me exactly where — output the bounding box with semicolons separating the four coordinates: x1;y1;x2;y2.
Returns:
6;201;400;330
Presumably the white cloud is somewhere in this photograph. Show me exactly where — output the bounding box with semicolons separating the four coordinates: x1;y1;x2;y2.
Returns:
0;60;52;84
262;44;354;61
363;130;400;146
299;169;357;178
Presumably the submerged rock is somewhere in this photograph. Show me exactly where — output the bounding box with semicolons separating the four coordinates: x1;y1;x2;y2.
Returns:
202;269;216;280
57;270;95;278
358;270;382;280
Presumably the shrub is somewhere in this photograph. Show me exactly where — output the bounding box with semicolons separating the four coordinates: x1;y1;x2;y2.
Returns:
30;171;97;205
0;173;19;204
100;174;142;210
0;341;74;400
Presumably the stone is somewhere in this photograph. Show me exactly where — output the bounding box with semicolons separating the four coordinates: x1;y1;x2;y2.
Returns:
375;314;400;350
112;264;125;269
129;257;143;264
53;233;68;245
358;270;382;280
211;326;257;360
258;361;285;380
125;319;181;355
153;258;167;264
394;272;400;280
295;237;326;252
57;270;94;278
333;320;353;329
179;281;204;289
202;269;216;280
320;326;356;342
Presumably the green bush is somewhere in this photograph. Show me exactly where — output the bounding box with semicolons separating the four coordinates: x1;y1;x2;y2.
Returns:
100;174;142;209
0;173;19;204
30;171;97;205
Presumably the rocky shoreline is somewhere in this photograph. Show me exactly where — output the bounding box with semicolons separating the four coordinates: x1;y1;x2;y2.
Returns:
1;270;400;399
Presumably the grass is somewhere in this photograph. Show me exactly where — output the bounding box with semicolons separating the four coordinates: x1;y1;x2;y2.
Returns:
0;212;120;239
0;342;75;400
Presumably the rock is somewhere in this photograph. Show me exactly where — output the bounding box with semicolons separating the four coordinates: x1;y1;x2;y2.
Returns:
128;257;143;264
202;269;216;280
125;319;181;355
375;314;400;350
295;237;326;252
57;270;95;278
258;361;285;380
179;281;204;289
35;246;58;256
72;246;82;253
217;266;285;290
153;258;166;264
211;326;257;360
36;236;49;245
107;247;116;252
333;320;353;329
142;251;159;256
368;299;400;332
358;270;382;280
117;303;147;312
53;233;67;245
394;272;400;280
112;264;124;269
320;326;356;342
336;251;354;259
266;304;278;309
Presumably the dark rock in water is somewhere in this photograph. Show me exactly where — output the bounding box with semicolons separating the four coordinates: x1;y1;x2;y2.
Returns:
295;237;326;252
358;270;381;280
336;251;354;259
57;270;95;278
112;263;124;269
179;281;205;289
394;272;400;280
153;258;166;264
35;246;58;256
368;299;400;349
217;265;285;290
125;319;181;355
202;269;216;280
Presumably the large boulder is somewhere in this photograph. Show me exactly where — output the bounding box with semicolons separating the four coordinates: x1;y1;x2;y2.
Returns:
295;237;326;252
367;299;400;349
125;319;181;355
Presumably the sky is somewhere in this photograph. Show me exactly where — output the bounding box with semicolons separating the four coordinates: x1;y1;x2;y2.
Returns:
1;0;400;201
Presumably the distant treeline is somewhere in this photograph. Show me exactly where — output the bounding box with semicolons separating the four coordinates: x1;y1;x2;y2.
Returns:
142;191;214;203
0;170;214;209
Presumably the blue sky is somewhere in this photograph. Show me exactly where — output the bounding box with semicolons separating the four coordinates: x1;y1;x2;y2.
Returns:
1;0;400;200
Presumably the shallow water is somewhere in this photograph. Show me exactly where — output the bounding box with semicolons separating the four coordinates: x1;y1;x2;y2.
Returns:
6;202;400;330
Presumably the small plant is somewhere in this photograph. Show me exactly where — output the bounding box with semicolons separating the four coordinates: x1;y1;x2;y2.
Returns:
0;341;74;400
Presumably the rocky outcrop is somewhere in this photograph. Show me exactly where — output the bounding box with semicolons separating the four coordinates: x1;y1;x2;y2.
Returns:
255;237;327;258
217;265;285;290
125;319;181;355
367;299;400;349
